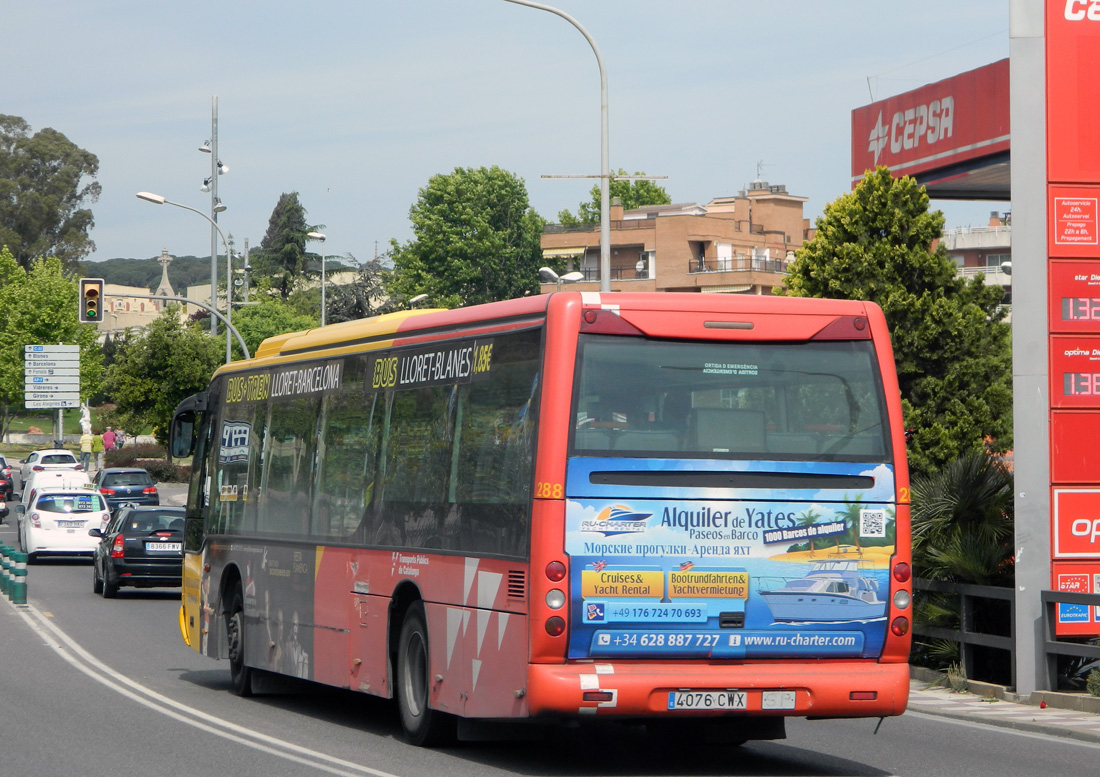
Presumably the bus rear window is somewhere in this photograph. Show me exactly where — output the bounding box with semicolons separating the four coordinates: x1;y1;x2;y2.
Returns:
572;334;890;462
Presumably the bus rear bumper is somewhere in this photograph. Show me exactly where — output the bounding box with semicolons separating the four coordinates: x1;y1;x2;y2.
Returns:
525;661;910;719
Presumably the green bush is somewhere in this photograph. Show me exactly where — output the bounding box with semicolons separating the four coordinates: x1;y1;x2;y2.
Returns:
1087;668;1100;697
102;442;190;482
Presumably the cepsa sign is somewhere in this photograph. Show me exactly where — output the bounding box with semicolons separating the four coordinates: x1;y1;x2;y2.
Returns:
1048;1;1100;182
850;59;1009;185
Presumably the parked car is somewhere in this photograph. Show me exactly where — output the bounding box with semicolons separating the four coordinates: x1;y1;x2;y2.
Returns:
19;449;82;482
16;487;111;562
92;467;160;510
90;505;185;597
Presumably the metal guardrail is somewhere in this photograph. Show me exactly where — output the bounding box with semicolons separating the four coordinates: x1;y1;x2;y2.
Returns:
913;578;1015;688
914;581;1100;691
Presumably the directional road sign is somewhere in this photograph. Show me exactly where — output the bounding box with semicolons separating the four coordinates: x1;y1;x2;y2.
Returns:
25;375;79;387
25;345;81;409
25;368;80;377
26;399;81;409
24;344;80;354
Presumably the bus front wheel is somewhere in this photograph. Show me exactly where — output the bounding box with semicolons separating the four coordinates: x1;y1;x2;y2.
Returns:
227;587;253;697
396;602;454;746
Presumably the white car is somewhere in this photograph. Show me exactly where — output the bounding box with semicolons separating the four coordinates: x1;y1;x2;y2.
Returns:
20;469;92;507
17;487;111;562
19;449;83;483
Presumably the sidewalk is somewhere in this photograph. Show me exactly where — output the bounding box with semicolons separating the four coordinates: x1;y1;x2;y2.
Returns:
908;668;1100;743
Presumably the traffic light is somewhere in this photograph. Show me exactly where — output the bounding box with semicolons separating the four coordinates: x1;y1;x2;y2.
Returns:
79;278;105;323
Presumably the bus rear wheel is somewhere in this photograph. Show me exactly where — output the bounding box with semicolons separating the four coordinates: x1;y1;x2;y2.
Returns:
396;602;454;746
226;587;253;697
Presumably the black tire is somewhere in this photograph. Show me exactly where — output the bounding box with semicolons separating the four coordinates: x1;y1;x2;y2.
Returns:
396;602;454;747
226;587;253;697
102;571;118;598
92;559;103;594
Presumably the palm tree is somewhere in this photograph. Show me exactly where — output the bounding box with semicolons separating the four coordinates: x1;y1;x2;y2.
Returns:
911;450;1013;585
910;449;1014;678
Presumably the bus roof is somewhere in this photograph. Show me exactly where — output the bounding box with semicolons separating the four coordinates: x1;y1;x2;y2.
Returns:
217;292;881;376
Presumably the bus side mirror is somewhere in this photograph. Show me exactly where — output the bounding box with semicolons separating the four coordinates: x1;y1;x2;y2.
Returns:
170;411;196;458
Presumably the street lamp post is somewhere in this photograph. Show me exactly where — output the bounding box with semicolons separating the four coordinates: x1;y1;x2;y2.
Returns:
136;191;235;363
504;0;610;292
307;232;327;326
539;267;585;292
198;96;229;333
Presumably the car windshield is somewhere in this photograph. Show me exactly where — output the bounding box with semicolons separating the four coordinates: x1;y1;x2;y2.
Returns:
104;473;153;487
36;493;105;513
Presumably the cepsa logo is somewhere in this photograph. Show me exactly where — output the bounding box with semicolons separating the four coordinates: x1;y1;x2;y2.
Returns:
867;98;954;166
1065;0;1100;20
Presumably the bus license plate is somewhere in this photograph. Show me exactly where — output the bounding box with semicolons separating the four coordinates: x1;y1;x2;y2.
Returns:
667;690;747;710
146;542;182;553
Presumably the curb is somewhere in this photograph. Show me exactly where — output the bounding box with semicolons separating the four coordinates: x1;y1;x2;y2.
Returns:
909;666;1100;743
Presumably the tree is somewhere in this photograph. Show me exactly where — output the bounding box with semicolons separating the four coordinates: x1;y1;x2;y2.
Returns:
557;169;671;226
103;307;222;447
251;193;323;300
0;114;101;271
777;168;1012;477
230;296;319;360
325;256;398;323
389;166;546;308
0;248;103;439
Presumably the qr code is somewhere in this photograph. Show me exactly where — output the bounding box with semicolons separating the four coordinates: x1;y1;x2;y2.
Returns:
859;509;886;538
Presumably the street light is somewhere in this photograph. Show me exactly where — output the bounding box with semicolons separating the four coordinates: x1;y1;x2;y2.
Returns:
307;232;327;326
198;96;228;334
505;1;610;292
409;293;429;309
539;267;585;291
136;191;235;363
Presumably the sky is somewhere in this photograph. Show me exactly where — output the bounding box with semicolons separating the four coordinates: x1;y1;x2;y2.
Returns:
3;1;1010;269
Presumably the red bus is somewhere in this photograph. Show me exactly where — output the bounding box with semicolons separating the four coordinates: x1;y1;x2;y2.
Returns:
171;292;911;745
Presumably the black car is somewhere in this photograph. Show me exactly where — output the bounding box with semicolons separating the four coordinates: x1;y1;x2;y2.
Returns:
92;467;160;510
90;505;185;597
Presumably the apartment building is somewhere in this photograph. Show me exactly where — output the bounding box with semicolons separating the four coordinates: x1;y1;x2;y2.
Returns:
539;179;809;295
938;210;1012;313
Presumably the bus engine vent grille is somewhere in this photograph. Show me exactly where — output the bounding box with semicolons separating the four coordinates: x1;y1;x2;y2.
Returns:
507;570;527;600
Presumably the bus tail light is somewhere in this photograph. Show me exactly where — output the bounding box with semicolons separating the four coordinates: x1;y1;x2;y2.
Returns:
545;589;566;609
545;617;565;637
111;534;125;558
850;691;877;701
893;590;911;610
545;561;566;582
892;561;911;583
890;616;909;637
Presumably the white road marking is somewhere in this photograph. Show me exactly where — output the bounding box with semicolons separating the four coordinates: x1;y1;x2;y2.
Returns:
11;600;404;777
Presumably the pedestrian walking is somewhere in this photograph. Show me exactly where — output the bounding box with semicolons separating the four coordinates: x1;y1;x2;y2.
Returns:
102;427;116;451
92;431;106;471
79;430;93;470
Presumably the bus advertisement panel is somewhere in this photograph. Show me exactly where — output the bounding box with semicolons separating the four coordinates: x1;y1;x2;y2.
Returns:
566;462;895;662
